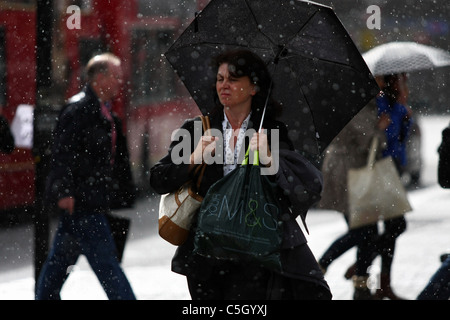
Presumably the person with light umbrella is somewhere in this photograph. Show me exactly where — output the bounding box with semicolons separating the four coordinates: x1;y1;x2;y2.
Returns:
371;73;412;300
317;88;389;300
352;41;450;300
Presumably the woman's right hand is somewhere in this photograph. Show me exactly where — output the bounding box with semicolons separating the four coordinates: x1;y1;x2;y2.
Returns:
190;135;216;167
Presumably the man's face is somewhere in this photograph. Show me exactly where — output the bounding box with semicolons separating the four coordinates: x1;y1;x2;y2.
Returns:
96;62;123;101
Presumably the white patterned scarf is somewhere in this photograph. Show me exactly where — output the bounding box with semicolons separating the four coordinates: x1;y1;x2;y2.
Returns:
222;111;251;176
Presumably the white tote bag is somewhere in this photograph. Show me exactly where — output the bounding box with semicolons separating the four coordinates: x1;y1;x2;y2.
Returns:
348;137;412;229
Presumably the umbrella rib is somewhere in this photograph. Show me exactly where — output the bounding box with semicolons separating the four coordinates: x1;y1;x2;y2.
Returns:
243;1;322;60
279;53;360;72
243;0;277;49
168;41;272;54
281;9;356;69
282;58;322;153
286;10;320;48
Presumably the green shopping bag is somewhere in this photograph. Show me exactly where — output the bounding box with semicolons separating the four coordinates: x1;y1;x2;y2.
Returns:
194;149;283;271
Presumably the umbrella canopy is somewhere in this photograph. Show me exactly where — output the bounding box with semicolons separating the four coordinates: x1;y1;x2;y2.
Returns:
165;0;378;160
363;41;450;76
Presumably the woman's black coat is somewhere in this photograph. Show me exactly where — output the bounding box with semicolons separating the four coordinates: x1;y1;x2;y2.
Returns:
150;111;330;294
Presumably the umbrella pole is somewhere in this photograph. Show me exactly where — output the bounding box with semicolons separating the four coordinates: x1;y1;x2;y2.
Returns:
258;79;273;133
252;79;274;167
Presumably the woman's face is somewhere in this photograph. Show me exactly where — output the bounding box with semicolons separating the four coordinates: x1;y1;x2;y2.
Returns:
216;63;256;110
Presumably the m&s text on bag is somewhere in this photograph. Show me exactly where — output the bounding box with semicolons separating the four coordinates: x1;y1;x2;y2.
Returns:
202;193;279;231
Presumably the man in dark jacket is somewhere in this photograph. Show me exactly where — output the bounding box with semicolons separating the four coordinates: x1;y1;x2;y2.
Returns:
0;107;14;154
35;53;136;300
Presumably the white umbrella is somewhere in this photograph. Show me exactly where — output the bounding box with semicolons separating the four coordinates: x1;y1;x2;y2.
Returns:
363;41;450;76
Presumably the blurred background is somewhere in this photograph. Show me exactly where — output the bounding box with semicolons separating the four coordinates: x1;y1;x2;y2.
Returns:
0;0;448;218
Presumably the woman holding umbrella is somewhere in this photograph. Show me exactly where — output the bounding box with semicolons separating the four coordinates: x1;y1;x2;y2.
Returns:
150;49;331;300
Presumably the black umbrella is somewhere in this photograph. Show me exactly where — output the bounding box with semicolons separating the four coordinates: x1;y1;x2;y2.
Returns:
165;0;379;161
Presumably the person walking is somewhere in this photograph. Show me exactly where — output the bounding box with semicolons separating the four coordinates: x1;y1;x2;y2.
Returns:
327;74;412;300
416;253;450;300
35;53;136;300
416;119;450;300
0;106;14;154
150;49;331;300
369;73;411;300
317;94;388;300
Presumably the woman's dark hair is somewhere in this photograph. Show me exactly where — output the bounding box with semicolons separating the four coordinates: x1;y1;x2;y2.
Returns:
211;49;281;123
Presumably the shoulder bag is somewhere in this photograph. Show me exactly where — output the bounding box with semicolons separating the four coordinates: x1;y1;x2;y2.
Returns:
194;148;283;271
348;137;412;229
158;115;210;245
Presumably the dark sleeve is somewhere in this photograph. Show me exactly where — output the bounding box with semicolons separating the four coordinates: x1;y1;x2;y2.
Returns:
399;107;412;143
438;126;450;188
270;120;294;151
150;118;199;194
276;149;323;234
46;106;81;201
0;115;15;154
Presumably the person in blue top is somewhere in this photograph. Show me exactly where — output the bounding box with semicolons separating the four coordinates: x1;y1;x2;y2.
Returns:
337;74;413;299
376;73;413;171
371;73;412;299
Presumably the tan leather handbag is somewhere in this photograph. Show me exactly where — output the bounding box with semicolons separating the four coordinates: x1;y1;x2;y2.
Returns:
158;116;210;245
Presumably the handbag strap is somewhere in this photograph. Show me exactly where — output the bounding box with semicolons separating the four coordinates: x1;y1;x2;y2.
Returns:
201;115;210;137
194;115;210;189
367;136;379;169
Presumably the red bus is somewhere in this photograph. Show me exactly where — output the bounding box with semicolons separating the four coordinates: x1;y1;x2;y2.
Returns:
0;0;207;213
0;2;36;212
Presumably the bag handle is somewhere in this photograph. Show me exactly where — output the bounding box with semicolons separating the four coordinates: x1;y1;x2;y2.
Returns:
367;136;379;169
242;147;259;166
242;125;265;166
201;115;210;137
194;115;210;189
